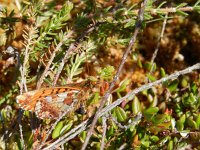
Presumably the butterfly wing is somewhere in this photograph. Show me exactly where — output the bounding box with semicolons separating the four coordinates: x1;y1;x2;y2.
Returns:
35;90;81;119
16;86;82;119
16;90;38;112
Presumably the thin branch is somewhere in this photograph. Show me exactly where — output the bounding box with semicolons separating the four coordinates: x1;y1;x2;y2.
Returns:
81;1;148;149
52;43;75;86
36;31;73;89
109;113;142;130
17;109;25;149
146;13;168;82
21;32;30;93
150;13;168;67
109;113;125;129
42;62;200;149
18;25;38;150
149;6;195;14
118;143;127;150
15;0;22;17
129;6;195;15
100;116;107;150
20;26;38;93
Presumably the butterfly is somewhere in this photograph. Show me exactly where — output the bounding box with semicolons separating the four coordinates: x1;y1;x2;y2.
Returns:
16;81;94;119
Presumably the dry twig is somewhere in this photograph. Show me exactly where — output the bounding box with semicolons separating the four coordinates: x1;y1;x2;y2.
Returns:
146;13;168;83
100;116;107;150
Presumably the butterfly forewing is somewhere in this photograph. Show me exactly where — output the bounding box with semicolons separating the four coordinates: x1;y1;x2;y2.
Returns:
16;86;83;119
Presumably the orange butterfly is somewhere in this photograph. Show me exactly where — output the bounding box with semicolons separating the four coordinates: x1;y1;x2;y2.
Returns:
16;81;95;119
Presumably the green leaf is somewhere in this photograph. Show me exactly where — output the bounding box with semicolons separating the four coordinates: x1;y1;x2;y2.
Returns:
114;106;127;122
142;89;148;96
143;107;159;115
143;107;159;120
141;141;150;148
80;131;87;142
107;126;114;137
157;1;167;8
116;79;130;93
158;136;169;147
180;77;188;88
176;10;188;16
160;67;166;77
168;80;178;92
52;121;64;139
99;66;115;81
87;92;100;105
194;0;200;6
167;140;173;150
0;98;6;106
171;118;176;130
132;96;141;114
182;93;196;107
187;117;198;129
150;135;159;143
147;74;156;82
194;6;200;12
152;114;169;125
60;121;73;135
117;38;130;45
176;3;188;9
144;62;156;72
179;130;190;137
150;95;158;107
137;59;143;68
180;114;186;123
196;114;200;129
191;82;197;94
124;19;136;28
176;114;186;131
